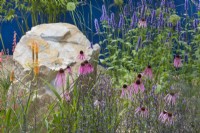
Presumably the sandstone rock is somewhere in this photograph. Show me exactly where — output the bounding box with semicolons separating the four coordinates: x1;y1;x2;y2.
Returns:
8;23;100;127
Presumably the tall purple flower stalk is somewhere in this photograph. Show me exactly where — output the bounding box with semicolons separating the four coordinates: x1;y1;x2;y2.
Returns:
100;5;109;22
129;0;133;12
118;14;125;29
151;10;156;24
185;0;189;11
193;19;198;30
176;21;181;33
94;19;100;33
160;0;165;7
110;13;116;28
123;5;129;16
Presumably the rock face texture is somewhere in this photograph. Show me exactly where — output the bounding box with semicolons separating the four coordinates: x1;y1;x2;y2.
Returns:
8;23;100;126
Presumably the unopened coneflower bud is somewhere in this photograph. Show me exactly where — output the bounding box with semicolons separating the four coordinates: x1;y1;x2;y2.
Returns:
10;70;15;82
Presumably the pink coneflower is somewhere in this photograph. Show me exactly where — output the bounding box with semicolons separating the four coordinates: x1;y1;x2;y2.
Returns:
64;92;70;102
174;55;182;68
138;18;147;28
77;50;86;60
54;68;66;88
66;66;72;75
164;92;178;105
159;110;168;122
121;84;131;99
84;60;94;74
166;112;175;125
135;107;149;118
143;65;153;79
137;74;142;80
78;62;86;75
132;80;145;94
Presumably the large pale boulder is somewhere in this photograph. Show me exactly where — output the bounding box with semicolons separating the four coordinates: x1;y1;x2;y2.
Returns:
8;23;100;127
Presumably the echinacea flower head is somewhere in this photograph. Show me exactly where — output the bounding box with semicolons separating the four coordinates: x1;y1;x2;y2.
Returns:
159;110;168;122
137;74;142;80
77;50;86;60
164;92;178;105
55;68;66;88
174;55;182;68
131;80;145;94
121;84;131;99
64;92;70;102
143;65;153;79
84;60;94;74
78;62;86;75
66;66;72;75
138;18;147;28
166;112;175;126
135;107;149;118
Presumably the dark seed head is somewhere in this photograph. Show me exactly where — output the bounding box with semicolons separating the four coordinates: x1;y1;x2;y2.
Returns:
136;80;141;85
80;50;84;55
138;74;142;78
163;110;167;114
176;55;180;58
141;18;146;21
168;112;172;117
81;63;85;66
141;107;146;111
84;60;89;64
67;66;70;69
170;92;175;96
59;68;64;73
123;84;127;88
148;65;151;68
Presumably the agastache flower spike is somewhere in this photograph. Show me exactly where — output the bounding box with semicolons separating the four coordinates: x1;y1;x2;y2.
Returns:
118;14;125;29
94;19;100;33
136;36;142;51
123;5;129;16
129;0;133;12
100;5;109;22
110;13;116;28
185;0;189;11
151;10;156;24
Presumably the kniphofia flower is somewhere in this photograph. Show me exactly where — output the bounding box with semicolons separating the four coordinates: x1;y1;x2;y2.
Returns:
164;92;178;105
143;65;153;79
77;50;86;60
132;79;145;94
138;18;147;28
174;55;182;68
55;68;66;88
135;107;149;118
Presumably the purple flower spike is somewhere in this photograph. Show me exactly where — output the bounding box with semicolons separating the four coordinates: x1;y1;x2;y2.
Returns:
129;0;134;12
123;5;129;16
100;5;109;22
185;0;188;11
193;19;199;29
94;19;100;33
110;13;116;28
118;14;125;29
151;10;156;24
176;21;181;33
161;0;165;7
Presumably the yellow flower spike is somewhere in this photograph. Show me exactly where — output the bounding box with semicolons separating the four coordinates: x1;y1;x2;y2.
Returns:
34;42;39;60
10;70;15;83
34;61;39;76
31;41;36;62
